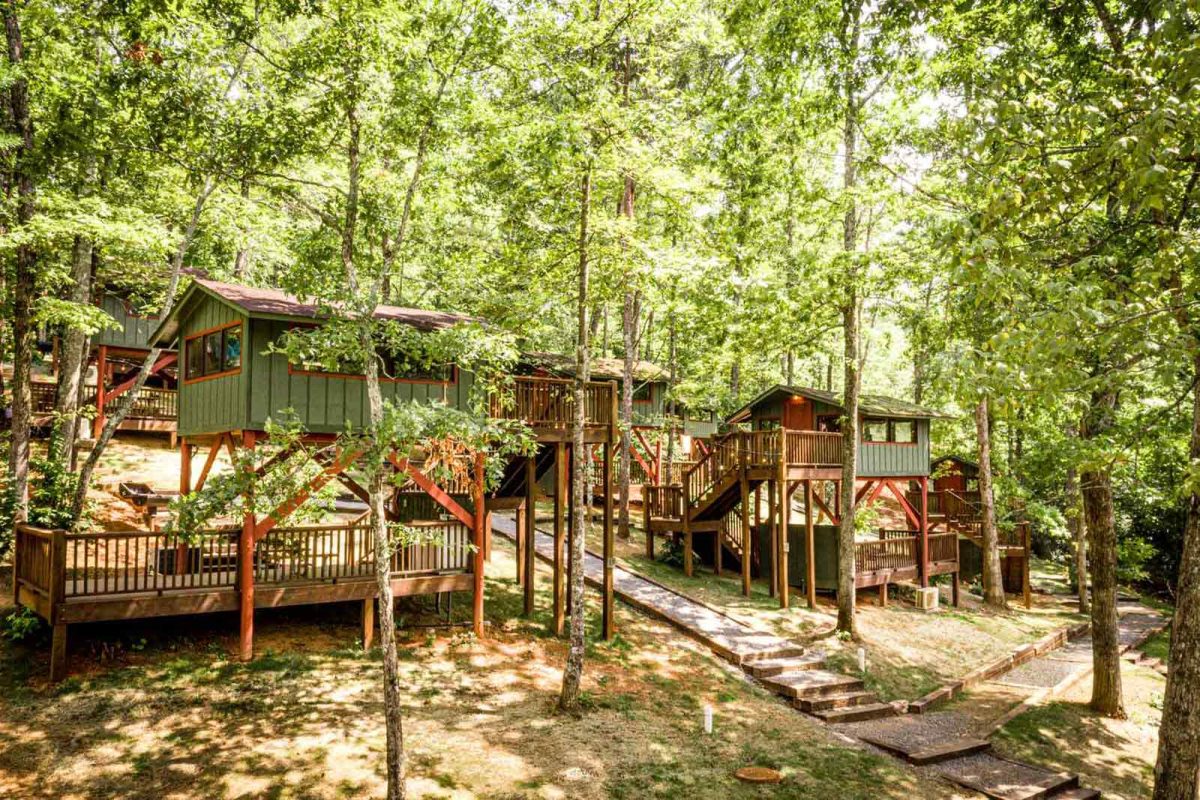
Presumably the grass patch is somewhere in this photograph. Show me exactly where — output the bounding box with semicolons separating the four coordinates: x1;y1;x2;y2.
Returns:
1140;629;1171;665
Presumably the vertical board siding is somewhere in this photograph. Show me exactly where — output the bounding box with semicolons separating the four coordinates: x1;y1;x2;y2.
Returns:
857;418;930;477
248;319;477;433
176;297;247;437
94;294;158;349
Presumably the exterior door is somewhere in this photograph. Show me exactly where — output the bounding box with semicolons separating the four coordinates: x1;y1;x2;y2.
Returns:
782;397;814;430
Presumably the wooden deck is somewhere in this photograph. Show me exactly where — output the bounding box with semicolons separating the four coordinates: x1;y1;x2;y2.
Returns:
32;380;177;436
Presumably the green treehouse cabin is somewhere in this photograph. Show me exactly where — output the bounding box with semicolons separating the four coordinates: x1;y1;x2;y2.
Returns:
15;278;619;681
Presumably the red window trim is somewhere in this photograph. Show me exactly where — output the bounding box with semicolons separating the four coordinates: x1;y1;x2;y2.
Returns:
182;321;243;385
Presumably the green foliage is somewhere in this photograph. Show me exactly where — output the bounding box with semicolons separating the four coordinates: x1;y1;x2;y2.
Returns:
1;608;46;644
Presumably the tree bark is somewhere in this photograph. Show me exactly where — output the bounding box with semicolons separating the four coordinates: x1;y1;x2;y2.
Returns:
1066;462;1089;614
976;396;1006;608
617;165;636;541
1080;389;1125;718
835;0;862;638
52;236;96;464
1152;363;1200;800
559;164;592;713
4;1;36;521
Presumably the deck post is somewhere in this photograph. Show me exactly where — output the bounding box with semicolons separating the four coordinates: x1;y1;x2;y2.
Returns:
804;479;816;609
643;488;653;559
93;344;107;439
566;447;574;616
553;441;566;636
713;526;722;575
515;504;525;585
766;480;777;598
919;476;930;588
777;454;789;610
523;455;536;616
682;459;693;577
238;430;257;661
602;430;615;640
473;453;487;638
49;527;67;682
1022;523;1032;609
176;439;194;574
362;598;375;650
879;583;888;608
739;466;751;597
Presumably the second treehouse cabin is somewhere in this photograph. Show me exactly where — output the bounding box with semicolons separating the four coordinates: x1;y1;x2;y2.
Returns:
643;384;959;609
14;278;619;680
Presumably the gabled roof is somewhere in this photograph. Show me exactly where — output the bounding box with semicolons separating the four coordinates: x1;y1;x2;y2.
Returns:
149;278;472;346
726;384;950;424
522;351;669;383
932;454;979;474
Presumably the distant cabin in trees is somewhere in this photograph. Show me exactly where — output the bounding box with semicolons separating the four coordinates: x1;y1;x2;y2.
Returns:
33;288;178;440
15;278;621;681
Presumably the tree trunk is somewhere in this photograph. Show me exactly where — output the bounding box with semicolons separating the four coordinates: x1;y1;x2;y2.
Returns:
1080;390;1125;718
665;300;677;466
52;235;96;464
976;396;1006;608
1152;357;1200;800
559;164;591;713
4;2;36;521
1066;463;1089;614
835;1;862;638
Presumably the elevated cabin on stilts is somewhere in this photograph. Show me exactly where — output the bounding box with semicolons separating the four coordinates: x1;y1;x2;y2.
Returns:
13;278;618;680
33;289;178;442
642;384;960;610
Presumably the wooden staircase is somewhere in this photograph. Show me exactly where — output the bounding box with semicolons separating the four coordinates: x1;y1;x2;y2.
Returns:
744;650;899;724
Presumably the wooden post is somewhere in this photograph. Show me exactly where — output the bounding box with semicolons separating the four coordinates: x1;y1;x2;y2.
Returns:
238;430;257;661
524;455;536;616
602;433;615;640
804;479;816;609
177;439;193;574
49;527;67;682
92;344;107;439
778;458;790;610
473;453;487;638
682;464;693;577
515;504;525;585
919;476;930;588
1022;523;1032;609
566;446;575;616
713;526;722;576
362;598;375;650
643;489;653;559
739;467;751;597
767;480;777;598
879;583;888;608
553;441;566;636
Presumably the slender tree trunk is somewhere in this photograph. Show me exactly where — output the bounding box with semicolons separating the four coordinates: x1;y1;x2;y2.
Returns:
69;181;215;523
4;2;36;520
52;235;96;463
835;0;862;637
1153;353;1200;800
619;287;635;540
665;298;677;466
1080;389;1125;718
1066;462;1089;614
233;178;252;279
560;165;592;713
976;396;1006;608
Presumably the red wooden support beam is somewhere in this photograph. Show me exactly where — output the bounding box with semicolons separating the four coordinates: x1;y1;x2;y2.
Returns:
194;433;228;492
104;352;178;404
239;430;257;661
810;487;839;525
854;479;877;508
633;428;658;483
93;345;108;439
883;480;922;531
386;453;475;529
254;447;364;540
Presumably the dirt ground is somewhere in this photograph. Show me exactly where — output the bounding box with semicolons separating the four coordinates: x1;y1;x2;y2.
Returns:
0;536;972;800
586;515;1086;703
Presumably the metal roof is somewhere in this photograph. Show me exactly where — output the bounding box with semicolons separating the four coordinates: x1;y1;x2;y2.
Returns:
726;384;951;423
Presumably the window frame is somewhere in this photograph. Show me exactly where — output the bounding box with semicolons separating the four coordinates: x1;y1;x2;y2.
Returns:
632;381;654;404
183;321;244;385
860;417;920;445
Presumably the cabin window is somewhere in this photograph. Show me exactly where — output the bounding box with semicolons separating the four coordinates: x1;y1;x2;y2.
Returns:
287;326;456;385
756;417;780;431
892;419;916;443
185;323;243;382
816;414;841;433
382;355;453;383
863;419;890;442
632;382;653;403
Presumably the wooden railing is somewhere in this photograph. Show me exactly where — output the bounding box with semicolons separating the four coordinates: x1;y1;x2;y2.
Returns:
14;521;472;603
644;484;684;520
489;376;615;430
928;531;959;564
660;460;694;487
31;381;177;421
783;430;843;466
722;506;748;557
854;535;917;574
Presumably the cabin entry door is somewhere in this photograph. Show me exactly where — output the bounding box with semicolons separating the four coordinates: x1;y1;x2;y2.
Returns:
782;397;814;430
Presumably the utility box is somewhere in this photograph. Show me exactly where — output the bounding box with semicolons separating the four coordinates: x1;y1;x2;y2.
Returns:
915;586;940;611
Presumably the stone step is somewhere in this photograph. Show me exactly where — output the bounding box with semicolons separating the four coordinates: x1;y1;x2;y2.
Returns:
744;654;826;679
760;670;864;699
934;753;1080;800
796;690;877;712
1049;789;1100;800
733;645;808;665
811;701;898;724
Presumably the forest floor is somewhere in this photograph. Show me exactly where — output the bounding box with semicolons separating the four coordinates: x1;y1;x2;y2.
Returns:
0;536;969;800
591;520;1087;703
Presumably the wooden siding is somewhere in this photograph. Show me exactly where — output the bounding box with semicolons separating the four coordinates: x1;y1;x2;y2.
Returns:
177;296;248;437
857;418;930;477
94;293;159;350
247;319;476;434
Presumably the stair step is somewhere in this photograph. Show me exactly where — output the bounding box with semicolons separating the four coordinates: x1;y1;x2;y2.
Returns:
811;701;898;723
935;754;1080;800
905;738;993;766
797;690;877;712
744;654;826;678
1049;789;1100;800
736;645;808;665
761;670;864;699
